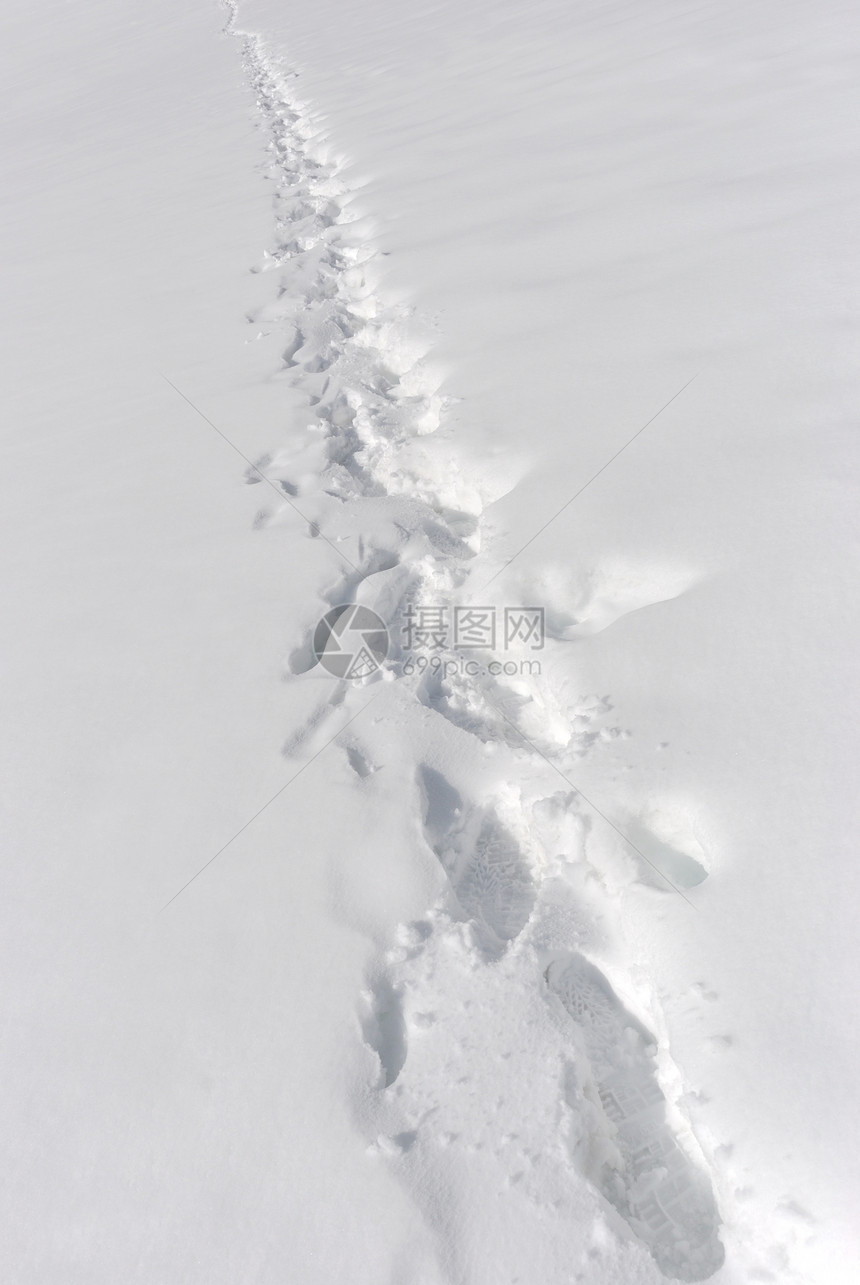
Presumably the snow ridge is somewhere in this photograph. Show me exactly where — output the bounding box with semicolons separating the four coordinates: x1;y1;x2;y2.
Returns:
225;5;724;1278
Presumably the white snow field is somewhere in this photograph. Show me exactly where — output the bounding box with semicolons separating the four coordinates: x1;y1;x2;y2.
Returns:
1;0;859;1281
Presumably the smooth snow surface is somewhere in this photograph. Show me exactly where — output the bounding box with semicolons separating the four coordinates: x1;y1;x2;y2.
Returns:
2;0;859;1282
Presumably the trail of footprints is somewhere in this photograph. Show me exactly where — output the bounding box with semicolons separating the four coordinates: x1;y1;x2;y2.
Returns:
227;9;724;1278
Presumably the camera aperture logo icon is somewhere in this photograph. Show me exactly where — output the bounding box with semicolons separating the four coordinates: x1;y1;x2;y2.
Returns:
313;605;389;679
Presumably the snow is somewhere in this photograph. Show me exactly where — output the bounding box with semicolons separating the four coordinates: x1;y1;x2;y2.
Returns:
2;0;859;1281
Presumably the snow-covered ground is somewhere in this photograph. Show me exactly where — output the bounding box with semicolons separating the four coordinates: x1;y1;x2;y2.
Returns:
2;0;859;1281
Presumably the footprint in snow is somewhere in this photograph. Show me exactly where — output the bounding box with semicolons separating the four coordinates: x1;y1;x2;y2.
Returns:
548;953;724;1282
418;766;535;952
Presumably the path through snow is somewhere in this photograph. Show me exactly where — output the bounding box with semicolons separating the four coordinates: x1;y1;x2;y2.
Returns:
223;6;725;1278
